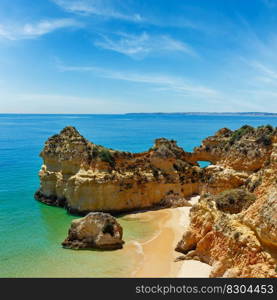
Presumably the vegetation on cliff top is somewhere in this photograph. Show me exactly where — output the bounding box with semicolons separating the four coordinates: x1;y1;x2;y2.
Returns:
215;188;256;214
229;124;276;146
151;138;186;159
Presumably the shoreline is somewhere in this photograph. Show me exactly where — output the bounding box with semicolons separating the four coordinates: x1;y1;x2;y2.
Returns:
130;196;212;278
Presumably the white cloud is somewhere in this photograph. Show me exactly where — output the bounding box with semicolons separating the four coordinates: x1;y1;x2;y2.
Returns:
249;61;277;81
95;32;150;58
220;57;277;112
0;19;81;40
0;26;14;40
58;63;218;98
94;32;197;59
52;0;143;22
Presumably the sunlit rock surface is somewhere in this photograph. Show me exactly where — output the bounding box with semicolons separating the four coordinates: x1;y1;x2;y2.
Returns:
62;212;124;250
35;125;277;277
176;125;277;278
35;126;201;214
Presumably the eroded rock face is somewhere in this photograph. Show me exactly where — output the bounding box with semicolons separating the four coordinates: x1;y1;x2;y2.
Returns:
194;125;276;171
36;125;261;214
36;125;277;277
35;126;202;214
200;165;248;195
176;125;277;278
62;212;124;250
176;190;277;278
214;189;256;214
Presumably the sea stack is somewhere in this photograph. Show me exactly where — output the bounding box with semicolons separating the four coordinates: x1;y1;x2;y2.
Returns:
35;126;203;214
62;212;124;250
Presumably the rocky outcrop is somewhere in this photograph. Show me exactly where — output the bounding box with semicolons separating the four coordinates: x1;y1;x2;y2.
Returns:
176;189;277;278
62;212;124;250
35;125;258;214
35;126;203;214
200;165;248;195
176;125;277;278
194;125;275;171
35;124;277;277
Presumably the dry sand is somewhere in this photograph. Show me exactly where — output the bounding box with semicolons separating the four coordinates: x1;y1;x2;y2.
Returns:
131;196;212;278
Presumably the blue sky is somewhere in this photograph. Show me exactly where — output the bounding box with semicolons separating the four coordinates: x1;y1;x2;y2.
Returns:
0;0;277;113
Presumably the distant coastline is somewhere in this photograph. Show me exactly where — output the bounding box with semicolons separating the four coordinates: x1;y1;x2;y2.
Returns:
0;112;277;116
125;112;277;116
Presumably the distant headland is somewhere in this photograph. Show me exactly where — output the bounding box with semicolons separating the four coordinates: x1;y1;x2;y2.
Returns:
0;112;277;116
125;112;277;116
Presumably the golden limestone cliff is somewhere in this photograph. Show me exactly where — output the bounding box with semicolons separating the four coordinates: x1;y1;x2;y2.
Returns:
193;125;275;171
35;125;277;277
35;125;266;213
176;125;277;278
35;126;202;214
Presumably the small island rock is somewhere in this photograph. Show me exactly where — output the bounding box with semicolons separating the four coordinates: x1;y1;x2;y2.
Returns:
62;212;124;250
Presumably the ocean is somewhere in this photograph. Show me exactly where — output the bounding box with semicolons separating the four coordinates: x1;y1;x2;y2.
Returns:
1;113;277;277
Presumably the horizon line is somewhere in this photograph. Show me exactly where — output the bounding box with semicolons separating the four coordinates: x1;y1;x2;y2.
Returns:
0;112;276;115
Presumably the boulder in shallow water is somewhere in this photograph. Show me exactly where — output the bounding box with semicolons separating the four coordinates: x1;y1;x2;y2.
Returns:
62;212;124;250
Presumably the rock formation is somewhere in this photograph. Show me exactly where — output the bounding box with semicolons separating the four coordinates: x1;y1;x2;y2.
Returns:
176;125;277;278
35;126;255;214
35;126;202;214
193;125;275;171
35;124;277;277
62;212;124;250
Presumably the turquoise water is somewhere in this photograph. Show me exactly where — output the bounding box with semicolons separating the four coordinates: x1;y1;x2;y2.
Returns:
1;113;277;277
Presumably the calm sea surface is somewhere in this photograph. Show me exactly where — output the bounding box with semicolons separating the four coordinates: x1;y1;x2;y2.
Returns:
1;114;277;277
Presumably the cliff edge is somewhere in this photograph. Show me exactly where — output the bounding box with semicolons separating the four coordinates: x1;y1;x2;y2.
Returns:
176;125;277;277
35;126;201;214
35;125;277;277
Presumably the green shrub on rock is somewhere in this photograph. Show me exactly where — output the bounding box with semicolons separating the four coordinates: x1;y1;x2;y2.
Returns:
215;188;256;214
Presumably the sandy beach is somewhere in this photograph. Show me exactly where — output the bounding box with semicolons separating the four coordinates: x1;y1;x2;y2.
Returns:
131;196;212;278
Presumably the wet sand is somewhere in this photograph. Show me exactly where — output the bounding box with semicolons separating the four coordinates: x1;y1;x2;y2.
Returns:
131;196;212;278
